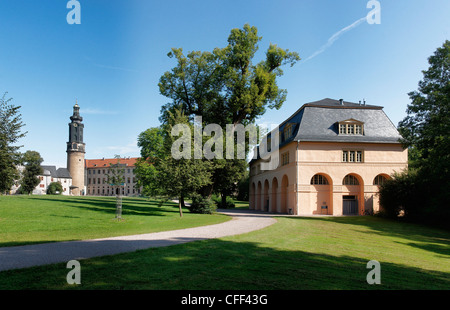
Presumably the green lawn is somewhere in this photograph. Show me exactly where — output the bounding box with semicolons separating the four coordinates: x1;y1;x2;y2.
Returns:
0;195;229;247
0;196;448;290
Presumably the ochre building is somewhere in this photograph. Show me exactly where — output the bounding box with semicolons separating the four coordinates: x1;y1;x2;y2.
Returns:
249;98;408;216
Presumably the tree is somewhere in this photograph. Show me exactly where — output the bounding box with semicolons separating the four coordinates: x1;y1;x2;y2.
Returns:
47;182;63;195
106;155;126;219
0;93;27;194
134;127;165;198
20;150;43;195
388;40;450;223
158;24;300;202
159;24;300;127
158;109;213;217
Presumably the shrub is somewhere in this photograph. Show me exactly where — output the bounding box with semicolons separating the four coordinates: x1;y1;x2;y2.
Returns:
189;193;216;214
47;182;63;195
212;194;235;209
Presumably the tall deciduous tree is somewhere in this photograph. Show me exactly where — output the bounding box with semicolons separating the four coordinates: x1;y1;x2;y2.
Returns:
20;150;43;195
157;24;300;202
158;109;213;217
0;93;27;194
383;40;450;223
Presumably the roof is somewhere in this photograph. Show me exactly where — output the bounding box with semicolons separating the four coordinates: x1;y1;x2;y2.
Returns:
40;166;72;179
251;98;402;162
85;157;139;168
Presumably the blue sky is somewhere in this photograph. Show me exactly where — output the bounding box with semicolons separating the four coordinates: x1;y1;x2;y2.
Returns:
0;0;449;168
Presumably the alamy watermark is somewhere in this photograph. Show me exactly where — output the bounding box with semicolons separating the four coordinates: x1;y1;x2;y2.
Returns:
366;260;381;284
366;0;381;25
171;116;279;170
67;260;81;285
67;0;81;25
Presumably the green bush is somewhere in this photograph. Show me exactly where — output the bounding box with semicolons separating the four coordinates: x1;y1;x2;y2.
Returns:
378;170;449;226
212;194;235;209
189;193;216;214
47;182;63;195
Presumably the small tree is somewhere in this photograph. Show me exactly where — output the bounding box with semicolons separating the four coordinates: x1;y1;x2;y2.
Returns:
107;155;125;219
20;150;43;195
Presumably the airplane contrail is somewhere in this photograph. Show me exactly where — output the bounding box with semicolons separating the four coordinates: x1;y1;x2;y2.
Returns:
303;16;367;63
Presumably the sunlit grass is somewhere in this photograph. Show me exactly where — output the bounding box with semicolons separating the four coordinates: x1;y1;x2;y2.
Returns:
0;195;229;247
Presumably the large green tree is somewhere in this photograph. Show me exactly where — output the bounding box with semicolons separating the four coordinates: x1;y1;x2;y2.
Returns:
20;150;43;195
159;109;213;216
157;24;300;201
0;93;27;194
383;40;450;223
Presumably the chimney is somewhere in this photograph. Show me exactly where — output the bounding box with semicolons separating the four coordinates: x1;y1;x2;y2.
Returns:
339;99;344;105
359;100;361;105
363;99;366;106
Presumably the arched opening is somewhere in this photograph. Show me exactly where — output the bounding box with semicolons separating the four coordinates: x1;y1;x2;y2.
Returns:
280;175;289;214
310;173;332;215
342;173;363;215
250;182;256;210
263;179;270;212
372;174;391;214
271;177;278;213
373;174;390;186
257;181;262;211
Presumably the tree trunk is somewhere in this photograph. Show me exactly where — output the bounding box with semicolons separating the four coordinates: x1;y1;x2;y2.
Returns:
180;193;185;208
221;192;227;208
178;197;183;218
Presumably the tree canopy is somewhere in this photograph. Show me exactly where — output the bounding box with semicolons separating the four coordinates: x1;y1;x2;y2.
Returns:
137;24;300;209
381;40;450;225
0;93;27;194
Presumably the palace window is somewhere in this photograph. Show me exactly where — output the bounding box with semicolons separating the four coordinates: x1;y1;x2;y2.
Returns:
283;124;293;140
338;120;364;135
281;152;290;166
342;150;364;163
311;174;329;185
373;175;388;186
343;175;359;185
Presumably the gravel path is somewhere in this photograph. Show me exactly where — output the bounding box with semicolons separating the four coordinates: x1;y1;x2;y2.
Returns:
0;209;276;272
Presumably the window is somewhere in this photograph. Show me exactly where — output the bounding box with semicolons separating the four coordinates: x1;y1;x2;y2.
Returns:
281;152;289;166
284;124;293;140
343;175;359;185
338;120;364;135
374;175;388;186
342;150;364;163
311;174;329;185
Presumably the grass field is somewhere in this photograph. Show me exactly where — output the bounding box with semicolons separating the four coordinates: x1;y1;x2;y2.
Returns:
0;195;449;290
0;195;229;247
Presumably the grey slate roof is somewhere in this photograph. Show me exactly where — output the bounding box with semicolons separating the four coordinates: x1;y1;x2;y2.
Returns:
251;98;402;162
40;165;72;179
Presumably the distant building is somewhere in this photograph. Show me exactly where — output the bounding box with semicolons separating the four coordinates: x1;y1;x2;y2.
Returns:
85;157;142;196
9;165;72;195
249;98;408;216
34;166;72;195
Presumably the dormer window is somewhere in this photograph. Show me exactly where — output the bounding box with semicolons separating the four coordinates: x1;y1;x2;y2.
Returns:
282;123;293;142
338;119;364;135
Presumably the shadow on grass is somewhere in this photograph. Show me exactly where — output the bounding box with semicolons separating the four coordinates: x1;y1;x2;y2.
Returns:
282;216;450;258
31;196;182;217
0;238;448;290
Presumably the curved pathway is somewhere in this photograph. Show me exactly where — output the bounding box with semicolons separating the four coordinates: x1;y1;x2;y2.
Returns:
0;209;276;272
